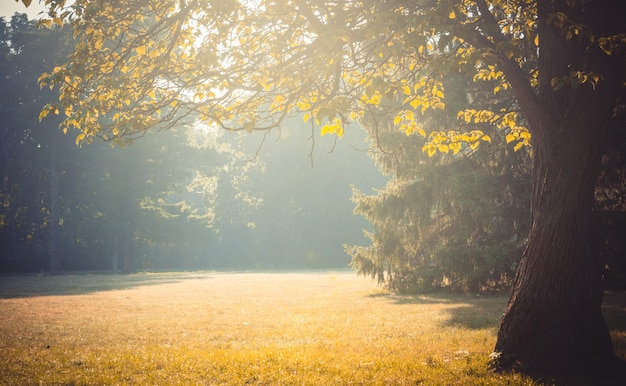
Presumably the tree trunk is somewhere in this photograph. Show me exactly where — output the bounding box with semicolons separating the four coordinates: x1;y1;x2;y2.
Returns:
494;126;615;371
492;1;625;378
492;77;626;379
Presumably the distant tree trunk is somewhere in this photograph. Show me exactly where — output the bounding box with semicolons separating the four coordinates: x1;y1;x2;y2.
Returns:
8;203;19;268
1;129;19;267
111;234;119;273
49;151;61;274
493;0;624;373
111;231;136;274
121;231;136;274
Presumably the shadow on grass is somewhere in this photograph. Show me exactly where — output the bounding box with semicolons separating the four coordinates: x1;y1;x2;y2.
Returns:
368;291;508;329
367;291;477;305
368;290;626;334
0;272;212;299
443;295;507;330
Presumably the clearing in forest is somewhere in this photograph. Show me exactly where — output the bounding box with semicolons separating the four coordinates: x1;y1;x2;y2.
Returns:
0;271;624;385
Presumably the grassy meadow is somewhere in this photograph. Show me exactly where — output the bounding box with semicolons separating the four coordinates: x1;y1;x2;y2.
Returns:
0;271;624;385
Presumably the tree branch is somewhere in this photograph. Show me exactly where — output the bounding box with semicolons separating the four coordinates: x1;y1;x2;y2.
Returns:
473;0;551;135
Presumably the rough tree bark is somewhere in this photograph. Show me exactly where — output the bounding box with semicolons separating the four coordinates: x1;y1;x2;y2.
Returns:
493;0;625;378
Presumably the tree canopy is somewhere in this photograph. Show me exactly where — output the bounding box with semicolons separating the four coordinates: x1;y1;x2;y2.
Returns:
35;0;539;153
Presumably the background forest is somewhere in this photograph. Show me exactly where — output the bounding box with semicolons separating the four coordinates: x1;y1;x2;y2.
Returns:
0;14;383;273
1;14;625;293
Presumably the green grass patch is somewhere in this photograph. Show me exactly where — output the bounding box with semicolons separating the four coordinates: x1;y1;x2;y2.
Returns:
0;272;623;385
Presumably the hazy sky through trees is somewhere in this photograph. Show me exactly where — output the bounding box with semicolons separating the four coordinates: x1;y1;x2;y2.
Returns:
0;1;45;19
0;11;388;272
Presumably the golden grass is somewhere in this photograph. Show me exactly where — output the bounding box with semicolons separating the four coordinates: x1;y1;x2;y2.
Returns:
0;271;623;385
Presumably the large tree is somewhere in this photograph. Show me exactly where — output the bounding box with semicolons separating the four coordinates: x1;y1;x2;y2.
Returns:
18;0;626;377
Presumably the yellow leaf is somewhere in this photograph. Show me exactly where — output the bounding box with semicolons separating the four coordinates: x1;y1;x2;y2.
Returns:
534;35;539;47
38;108;49;121
297;100;311;110
303;113;310;123
450;143;462;154
368;94;381;105
37;19;52;28
37;72;49;85
321;124;333;136
422;143;437;157
75;133;86;146
514;141;524;152
505;133;516;143
136;46;147;55
448;10;456;19
481;135;491;143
